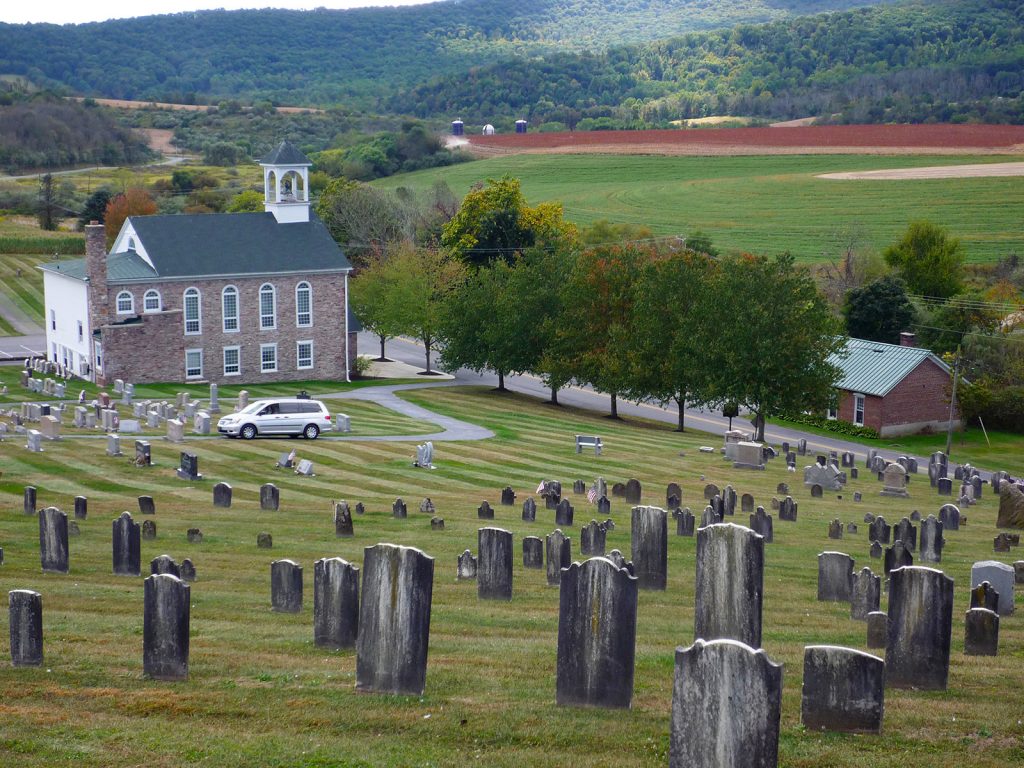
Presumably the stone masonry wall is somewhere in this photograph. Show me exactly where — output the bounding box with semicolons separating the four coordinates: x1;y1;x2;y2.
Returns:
97;272;352;384
880;358;954;429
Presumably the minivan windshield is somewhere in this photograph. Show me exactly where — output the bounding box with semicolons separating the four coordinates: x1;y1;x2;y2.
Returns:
238;401;270;415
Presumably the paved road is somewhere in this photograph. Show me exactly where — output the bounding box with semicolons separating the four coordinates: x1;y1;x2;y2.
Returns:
0;333;45;360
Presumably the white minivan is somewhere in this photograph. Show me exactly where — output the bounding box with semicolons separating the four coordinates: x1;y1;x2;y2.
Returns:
217;398;332;440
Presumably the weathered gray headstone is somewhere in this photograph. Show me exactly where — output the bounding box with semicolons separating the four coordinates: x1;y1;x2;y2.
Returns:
74;495;87;520
971;561;1015;615
596;495;611;516
817;552;854;602
271;559;303;613
778;496;797;522
749;507;773;543
456;550;477;581
880;464;909;498
801;645;884;734
260;484;279;511
919;515;944;563
674;508;695;537
1015;560;1024;585
866;611;887;649
112;511;141;577
694;523;763;647
150;554;180;577
964;607;999;656
522;497;537;522
143;573;190;680
523;536;543;568
624;478;642;504
631;506;667;591
257;532;273;549
868;516;890;545
850;567;880;620
555;498;574;527
703;483;720;500
142;519;156;540
667;483;682;506
500;486;515;506
557;556;638;709
135;440;151;466
39;506;68;574
478;527;513;601
9;589;43;667
213;482;232;508
670;639;782;768
138;495;155;515
313;557;359;650
886;566;954;690
828;519;843;540
180;559;196;582
894;517;917;551
741;493;755;513
546;529;572;587
24;486;36;516
970;581;999;612
883;540;913;579
937;477;953;496
186;528;202;544
392;498;407;519
580;519;607;556
477;500;494;520
430;516;444;530
356;543;434;695
334;501;354;538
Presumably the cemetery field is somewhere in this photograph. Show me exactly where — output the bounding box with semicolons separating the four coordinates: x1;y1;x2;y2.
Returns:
375;153;1024;263
1;384;1022;767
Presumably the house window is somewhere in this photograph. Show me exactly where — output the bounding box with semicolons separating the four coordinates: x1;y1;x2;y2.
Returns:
185;348;203;379
183;288;201;335
295;281;312;327
50;309;56;331
222;286;239;332
94;340;103;372
143;290;161;312
77;321;83;342
259;283;276;330
297;340;313;370
260;343;277;372
116;291;134;314
223;346;240;376
853;393;865;427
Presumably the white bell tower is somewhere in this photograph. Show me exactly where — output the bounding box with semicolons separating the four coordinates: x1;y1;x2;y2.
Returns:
259;140;312;224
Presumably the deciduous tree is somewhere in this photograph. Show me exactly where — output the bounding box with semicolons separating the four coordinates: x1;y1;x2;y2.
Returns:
883;221;964;299
843;276;916;343
104;188;157;247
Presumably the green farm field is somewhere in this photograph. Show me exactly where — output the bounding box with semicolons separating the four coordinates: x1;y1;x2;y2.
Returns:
0;383;1021;766
375;154;1024;263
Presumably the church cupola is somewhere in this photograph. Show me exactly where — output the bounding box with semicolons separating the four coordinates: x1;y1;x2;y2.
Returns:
259;140;312;223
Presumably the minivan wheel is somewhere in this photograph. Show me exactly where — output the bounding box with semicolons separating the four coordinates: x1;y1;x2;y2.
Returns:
240;423;258;440
303;424;319;440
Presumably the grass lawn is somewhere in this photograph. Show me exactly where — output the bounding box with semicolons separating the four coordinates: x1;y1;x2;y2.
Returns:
0;383;1021;766
374;153;1024;263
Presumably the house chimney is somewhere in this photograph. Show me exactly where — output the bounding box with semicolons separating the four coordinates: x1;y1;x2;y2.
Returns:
899;332;916;347
85;221;109;331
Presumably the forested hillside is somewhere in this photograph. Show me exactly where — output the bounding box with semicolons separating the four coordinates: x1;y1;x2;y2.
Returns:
0;0;886;106
391;0;1024;125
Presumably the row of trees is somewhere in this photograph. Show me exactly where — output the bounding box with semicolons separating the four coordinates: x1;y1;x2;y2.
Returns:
351;178;843;440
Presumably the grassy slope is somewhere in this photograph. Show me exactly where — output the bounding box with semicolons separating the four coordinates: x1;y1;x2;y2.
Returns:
0;383;1020;766
376;153;1024;263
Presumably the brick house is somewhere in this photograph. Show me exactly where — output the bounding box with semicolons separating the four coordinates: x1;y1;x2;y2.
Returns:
827;333;958;437
40;141;356;385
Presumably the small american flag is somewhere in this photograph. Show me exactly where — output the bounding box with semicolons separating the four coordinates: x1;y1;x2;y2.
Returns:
587;487;597;504
536;480;546;494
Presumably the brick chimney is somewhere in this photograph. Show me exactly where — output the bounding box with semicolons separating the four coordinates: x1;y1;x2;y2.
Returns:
85;222;109;331
899;331;916;347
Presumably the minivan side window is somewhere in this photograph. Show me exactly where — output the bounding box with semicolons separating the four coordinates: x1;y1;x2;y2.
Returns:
258;404;279;416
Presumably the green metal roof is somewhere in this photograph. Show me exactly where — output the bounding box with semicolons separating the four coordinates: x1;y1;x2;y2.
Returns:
259;140;311;166
829;338;950;397
39;251;157;281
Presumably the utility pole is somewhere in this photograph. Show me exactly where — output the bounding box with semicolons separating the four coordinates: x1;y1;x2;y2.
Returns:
944;344;961;458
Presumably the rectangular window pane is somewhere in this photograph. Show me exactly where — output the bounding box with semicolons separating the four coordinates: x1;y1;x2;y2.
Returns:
260;291;275;329
185;349;203;379
854;394;865;426
223;347;240;376
261;344;277;372
223;292;238;331
184;293;200;334
296;288;311;327
297;341;313;369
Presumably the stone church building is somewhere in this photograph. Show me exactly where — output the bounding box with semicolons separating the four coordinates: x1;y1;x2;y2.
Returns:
41;141;356;385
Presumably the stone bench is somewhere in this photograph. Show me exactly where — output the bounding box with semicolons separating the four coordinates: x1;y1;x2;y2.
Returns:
575;434;602;456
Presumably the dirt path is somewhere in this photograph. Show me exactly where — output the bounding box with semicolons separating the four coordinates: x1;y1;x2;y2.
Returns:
818;161;1024;180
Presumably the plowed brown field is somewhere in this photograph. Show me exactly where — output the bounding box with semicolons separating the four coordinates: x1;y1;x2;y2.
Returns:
467;124;1024;156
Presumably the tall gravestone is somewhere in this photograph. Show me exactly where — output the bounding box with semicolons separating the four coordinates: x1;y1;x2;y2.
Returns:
631;506;667;590
9;590;43;667
919;515;944;563
894;517;917;551
334;501;354;538
39;506;69;574
674;508;695;537
112;511;141;577
556;556;638;709
694;524;764;648
478;527;513;601
271;560;303;613
313;557;359;650
555;499;574;527
580;520;607;556
356;543;434;695
522;536;543;568
143;573;190;680
24;486;36;516
868;516;890;545
546;529;572;587
670;639;782;768
74;496;87;520
850;567;881;620
886;566;954;690
521;497;537;522
260;484;280;511
801;646;884;734
817;552;854;602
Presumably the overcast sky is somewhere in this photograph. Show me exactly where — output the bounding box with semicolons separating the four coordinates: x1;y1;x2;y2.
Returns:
4;1;436;25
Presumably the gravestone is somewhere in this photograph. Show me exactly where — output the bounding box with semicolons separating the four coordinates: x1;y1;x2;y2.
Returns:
334;501;354;538
165;419;184;443
142;519;156;540
910;510;921;521
970;561;1015;615
176;452;202;481
208;383;220;413
815;550;855;603
523;536;543;568
674;508;695;537
994;533;1012;552
938;503;960;531
964;608;999;656
257;532;273;549
573;480;585;494
186;528;202;544
143;574;190;680
557;556;638;709
886;566;954;690
694;523;763;647
670;639;782;768
39;507;68;574
611;482;626;498
23;486;36;516
581;519;607;556
74;496;87;520
894;517;917;551
869;541;883;559
237;390;249;410
135;440;151;466
9;589;43;667
850;567;881;620
106;434;122;457
828;519;843;540
213;482;232;508
430;516;444;530
811;484;823;498
294;459;314;477
150;554;180;577
847;523;858;535
667;483;682;506
703;483;719;500
749;507;773;543
722;486;737;516
555;499;574;527
801;646;884;734
841;452;855;468
73;406;87;428
937;477;953;496
546;529;572;587
112;511;141;577
733;441;765;470
418;498;436;515
180;559;195;582
138;496;155;515
26;430;43;452
866;612;887;649
631;506;668;590
700;505;721;528
996;482;1024;528
478;527;513;600
970;581;999;612
456;550;477;580
271;560;303;613
880;464;909;498
39;415;61;441
883;541;913;579
354;502;365;515
500;486;515;506
778;496;797;522
261;484;280;511
741;493;755;513
392;498;407;519
356;543;434;695
596;496;611;516
623;478;642;504
868;516;891;544
804;463;843;491
521;497;536;522
313;557;359;650
477;500;494;520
